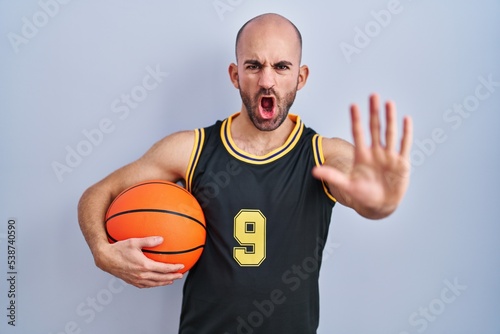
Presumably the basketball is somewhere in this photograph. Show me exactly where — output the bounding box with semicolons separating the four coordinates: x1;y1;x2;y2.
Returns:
105;180;206;273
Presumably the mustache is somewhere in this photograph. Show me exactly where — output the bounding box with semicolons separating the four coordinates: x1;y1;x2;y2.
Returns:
256;88;278;98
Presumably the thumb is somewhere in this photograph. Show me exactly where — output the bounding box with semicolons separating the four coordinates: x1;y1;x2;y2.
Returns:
312;165;350;192
135;236;164;248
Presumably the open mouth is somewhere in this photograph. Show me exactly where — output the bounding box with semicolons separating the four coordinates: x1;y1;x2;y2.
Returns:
259;96;275;119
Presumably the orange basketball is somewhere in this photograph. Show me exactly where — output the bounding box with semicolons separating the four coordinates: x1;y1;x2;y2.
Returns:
105;180;206;273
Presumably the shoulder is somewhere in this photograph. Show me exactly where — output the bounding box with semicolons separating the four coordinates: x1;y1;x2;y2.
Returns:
146;130;196;157
322;137;353;154
139;130;197;181
91;130;199;197
321;137;354;173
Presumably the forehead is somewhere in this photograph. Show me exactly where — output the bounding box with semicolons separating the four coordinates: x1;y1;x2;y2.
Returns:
236;19;301;63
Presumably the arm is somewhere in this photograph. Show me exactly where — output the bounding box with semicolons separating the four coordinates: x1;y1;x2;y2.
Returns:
312;94;413;219
77;130;195;288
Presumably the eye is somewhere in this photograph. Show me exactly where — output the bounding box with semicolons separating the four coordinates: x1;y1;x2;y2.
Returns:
274;63;291;71
245;63;261;71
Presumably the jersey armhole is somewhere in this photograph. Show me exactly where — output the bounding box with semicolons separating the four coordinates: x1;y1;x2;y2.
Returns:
185;128;205;192
312;134;337;203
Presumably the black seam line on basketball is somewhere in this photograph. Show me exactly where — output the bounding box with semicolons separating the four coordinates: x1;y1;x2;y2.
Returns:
106;230;118;243
105;208;206;230
143;244;205;255
114;181;192;203
112;181;164;203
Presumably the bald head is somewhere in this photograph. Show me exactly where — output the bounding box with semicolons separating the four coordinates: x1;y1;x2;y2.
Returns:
235;13;303;63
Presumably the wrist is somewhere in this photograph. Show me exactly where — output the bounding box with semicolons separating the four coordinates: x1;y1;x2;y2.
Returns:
90;240;112;270
355;202;397;220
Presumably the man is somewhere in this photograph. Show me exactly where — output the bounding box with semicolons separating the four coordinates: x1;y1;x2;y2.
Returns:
78;13;412;333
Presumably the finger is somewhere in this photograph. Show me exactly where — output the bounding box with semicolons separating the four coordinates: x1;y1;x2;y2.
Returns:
385;100;397;152
135;236;164;248
132;260;185;288
138;251;185;274
127;237;186;274
141;269;184;283
399;116;413;159
351;104;366;150
133;273;183;289
369;94;381;147
146;259;186;274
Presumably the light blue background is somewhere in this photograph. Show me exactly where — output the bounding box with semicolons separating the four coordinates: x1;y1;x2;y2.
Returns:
1;1;499;333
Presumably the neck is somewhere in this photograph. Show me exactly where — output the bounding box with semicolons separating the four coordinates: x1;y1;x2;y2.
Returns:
230;109;295;156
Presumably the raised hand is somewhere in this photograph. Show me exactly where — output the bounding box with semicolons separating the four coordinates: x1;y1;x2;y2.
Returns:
313;94;413;219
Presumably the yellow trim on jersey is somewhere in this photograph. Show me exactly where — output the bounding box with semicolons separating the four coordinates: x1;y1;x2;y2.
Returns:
185;128;205;192
312;134;337;203
220;113;304;165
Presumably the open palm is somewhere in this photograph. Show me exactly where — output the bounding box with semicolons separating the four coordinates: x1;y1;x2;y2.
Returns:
313;94;413;219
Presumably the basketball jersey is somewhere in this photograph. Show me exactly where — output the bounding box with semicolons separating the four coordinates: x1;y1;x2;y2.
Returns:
179;113;336;334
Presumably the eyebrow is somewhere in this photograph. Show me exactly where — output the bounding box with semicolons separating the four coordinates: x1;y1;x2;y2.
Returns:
243;59;261;66
274;60;294;68
243;59;294;67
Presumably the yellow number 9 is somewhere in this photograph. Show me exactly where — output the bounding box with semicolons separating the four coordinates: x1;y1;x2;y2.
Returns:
233;209;266;266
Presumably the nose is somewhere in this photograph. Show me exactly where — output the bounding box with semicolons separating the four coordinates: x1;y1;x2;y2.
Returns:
258;66;276;91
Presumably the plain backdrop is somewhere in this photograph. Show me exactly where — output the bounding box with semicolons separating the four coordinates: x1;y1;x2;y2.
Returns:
1;1;499;333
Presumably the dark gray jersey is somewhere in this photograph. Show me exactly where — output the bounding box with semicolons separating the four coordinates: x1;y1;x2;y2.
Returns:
180;113;335;334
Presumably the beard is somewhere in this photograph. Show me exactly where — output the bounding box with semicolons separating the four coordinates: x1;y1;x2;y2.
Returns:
239;84;298;131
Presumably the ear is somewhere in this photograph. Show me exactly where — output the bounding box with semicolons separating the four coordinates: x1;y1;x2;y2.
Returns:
296;65;309;91
228;63;240;89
